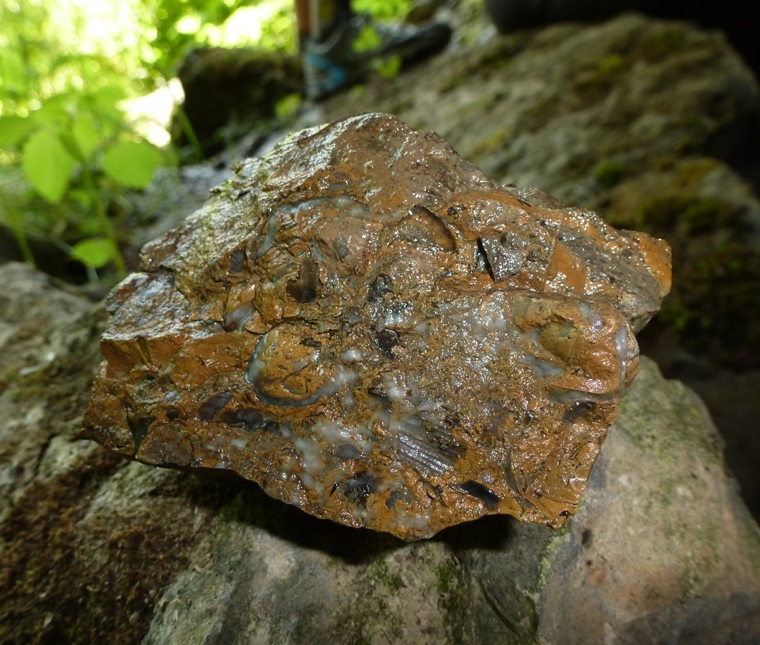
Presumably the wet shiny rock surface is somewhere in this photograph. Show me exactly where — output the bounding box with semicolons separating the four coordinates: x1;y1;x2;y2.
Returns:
84;114;671;540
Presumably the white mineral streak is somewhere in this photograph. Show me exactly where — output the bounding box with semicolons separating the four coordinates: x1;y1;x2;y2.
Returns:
84;113;670;539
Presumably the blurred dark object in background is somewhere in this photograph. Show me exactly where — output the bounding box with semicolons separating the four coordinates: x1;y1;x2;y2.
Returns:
483;0;760;79
0;225;87;285
173;48;304;158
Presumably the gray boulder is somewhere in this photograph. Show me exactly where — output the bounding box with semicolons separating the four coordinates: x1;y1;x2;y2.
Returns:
2;11;760;645
0;257;758;644
141;352;760;645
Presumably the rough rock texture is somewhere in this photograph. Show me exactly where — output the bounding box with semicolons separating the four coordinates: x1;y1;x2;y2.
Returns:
142;358;760;645
0;264;220;644
0;265;96;522
1;262;758;644
83;113;670;540
313;9;760;516
5;10;760;643
320;11;760;370
123;14;760;517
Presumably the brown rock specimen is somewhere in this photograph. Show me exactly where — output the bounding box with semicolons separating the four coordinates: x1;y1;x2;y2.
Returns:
83;114;671;540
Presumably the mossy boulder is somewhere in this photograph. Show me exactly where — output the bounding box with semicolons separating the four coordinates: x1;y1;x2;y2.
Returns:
1;261;759;643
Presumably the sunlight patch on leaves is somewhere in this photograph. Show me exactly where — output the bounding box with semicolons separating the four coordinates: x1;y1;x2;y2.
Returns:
274;93;302;119
376;55;402;80
353;25;383;54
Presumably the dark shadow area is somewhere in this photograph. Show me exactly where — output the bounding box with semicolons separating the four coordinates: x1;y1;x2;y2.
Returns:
183;466;406;563
435;512;520;552
174;48;304;158
0;223;88;285
184;467;531;563
484;1;760;81
644;4;760;81
705;111;760;196
0;450;193;645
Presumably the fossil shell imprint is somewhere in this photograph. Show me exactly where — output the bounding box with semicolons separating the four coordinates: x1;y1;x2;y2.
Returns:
84;114;671;540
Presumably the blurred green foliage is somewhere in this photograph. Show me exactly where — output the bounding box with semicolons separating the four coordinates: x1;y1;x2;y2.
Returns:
0;0;411;280
0;0;169;277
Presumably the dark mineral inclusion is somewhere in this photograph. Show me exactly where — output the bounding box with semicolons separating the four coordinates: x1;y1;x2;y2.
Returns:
83;113;671;540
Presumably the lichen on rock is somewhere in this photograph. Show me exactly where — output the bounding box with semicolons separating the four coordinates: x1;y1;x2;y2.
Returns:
83;113;670;540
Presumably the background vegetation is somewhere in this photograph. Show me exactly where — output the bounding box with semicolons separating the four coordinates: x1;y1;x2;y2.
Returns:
0;0;411;279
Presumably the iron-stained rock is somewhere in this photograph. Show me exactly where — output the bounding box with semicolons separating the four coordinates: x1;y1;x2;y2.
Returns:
83;113;671;540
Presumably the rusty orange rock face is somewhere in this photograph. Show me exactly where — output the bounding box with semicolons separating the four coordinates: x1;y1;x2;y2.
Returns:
83;114;671;540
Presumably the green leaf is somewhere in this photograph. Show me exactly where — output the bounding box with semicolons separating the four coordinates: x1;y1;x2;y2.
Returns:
70;238;117;269
21;130;76;203
33;94;74;128
0;49;28;95
274;93;302;119
376;55;402;80
353;25;382;54
0;116;35;148
68;187;96;209
72;113;103;159
91;85;127;122
354;0;412;21
102;140;161;188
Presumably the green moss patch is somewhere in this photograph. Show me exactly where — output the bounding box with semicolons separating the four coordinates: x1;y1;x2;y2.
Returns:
0;454;225;644
632;192;760;369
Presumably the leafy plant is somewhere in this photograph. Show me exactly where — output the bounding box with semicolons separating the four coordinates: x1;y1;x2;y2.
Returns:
0;0;415;281
375;55;403;80
354;0;413;21
0;86;163;277
0;1;165;279
274;93;303;120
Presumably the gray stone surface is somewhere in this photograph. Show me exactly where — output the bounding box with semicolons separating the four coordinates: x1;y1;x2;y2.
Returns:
3;10;760;644
0;264;97;521
140;357;760;645
0;262;758;643
322;12;760;218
